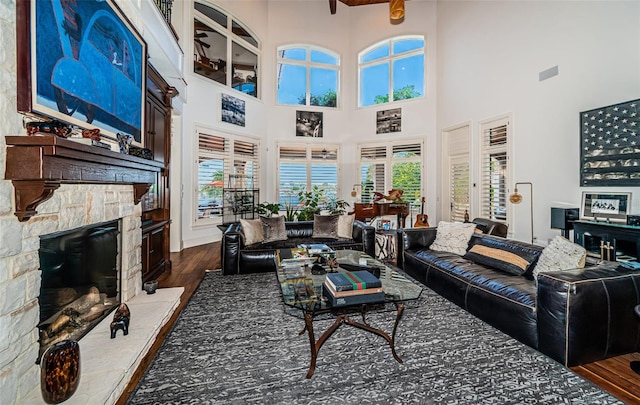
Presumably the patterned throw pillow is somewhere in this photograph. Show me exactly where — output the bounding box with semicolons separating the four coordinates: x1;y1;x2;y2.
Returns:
239;219;264;245
337;214;355;239
463;237;540;276
430;221;477;255
532;235;586;279
260;216;288;242
313;214;339;238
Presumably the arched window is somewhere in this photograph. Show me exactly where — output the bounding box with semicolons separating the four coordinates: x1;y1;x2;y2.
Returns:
359;36;424;107
277;45;340;108
193;2;260;98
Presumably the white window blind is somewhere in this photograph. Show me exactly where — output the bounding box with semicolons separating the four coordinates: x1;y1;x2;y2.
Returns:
196;131;259;223
277;145;339;208
450;159;470;222
392;143;422;204
358;141;423;205
480;118;510;221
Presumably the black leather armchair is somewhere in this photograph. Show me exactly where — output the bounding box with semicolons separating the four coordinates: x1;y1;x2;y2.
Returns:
221;220;375;275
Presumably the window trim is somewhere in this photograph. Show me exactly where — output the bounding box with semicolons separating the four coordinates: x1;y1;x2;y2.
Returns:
276;143;342;209
478;114;512;226
276;44;341;108
356;138;424;205
193;126;260;227
193;2;261;98
358;35;425;108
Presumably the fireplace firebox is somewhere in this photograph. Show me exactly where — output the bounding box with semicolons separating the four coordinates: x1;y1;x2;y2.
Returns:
37;220;122;362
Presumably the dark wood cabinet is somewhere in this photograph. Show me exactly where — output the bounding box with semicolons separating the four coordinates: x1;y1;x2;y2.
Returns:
142;220;170;281
573;220;640;262
140;65;174;282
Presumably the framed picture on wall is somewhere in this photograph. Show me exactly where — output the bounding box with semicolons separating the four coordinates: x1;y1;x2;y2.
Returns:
580;99;640;186
17;0;147;145
376;108;401;134
221;93;246;127
296;111;323;137
581;192;632;222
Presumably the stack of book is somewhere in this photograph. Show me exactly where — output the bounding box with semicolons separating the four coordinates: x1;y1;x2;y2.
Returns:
323;270;385;307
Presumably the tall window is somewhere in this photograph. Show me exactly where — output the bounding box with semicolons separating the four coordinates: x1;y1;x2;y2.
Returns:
278;145;339;208
193;2;260;97
359;36;424;107
480;117;511;222
196;130;259;224
358;141;423;205
277;45;340;108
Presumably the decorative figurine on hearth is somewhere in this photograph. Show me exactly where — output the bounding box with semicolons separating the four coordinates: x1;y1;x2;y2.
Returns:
110;303;130;339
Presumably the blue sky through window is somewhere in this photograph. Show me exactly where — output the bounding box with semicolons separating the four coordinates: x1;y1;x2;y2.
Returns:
360;37;425;107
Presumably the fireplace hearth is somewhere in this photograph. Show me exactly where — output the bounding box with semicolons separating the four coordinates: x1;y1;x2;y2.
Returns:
37;220;122;362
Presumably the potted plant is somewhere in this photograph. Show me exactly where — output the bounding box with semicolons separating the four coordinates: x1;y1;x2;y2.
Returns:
257;202;280;217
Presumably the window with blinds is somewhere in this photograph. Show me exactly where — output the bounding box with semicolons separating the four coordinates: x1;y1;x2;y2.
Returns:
277;145;339;209
196;131;259;223
358;141;423;205
480;118;510;222
450;159;470;222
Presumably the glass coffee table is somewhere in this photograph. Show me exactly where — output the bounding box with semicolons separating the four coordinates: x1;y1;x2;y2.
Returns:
276;249;423;378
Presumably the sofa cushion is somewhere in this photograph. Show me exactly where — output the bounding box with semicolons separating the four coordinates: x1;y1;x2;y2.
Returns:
260;216;288;242
463;237;540;276
313;214;339;238
532;235;586;279
430;221;477;255
337;214;355;239
239;219;264;245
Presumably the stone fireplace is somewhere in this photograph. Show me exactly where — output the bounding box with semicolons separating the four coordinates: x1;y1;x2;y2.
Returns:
0;183;146;404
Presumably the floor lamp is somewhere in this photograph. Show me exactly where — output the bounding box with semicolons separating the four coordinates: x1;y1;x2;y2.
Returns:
509;182;534;244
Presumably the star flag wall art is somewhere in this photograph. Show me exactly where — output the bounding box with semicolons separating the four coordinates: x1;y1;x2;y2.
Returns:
580;98;640;186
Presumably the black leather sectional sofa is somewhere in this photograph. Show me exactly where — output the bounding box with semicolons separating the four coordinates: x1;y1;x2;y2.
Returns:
398;227;640;367
221;220;376;275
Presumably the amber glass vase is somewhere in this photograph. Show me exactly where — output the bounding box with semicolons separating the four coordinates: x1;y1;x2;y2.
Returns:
40;340;80;404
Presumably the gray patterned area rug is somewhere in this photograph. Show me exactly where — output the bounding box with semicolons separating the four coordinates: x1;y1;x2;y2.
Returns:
127;270;621;405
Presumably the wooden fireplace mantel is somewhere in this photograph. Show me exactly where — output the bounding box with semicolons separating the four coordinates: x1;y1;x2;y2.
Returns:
5;135;164;221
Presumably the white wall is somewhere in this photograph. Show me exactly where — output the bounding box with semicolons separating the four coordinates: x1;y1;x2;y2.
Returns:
436;0;640;243
178;0;269;249
179;0;438;248
177;0;640;249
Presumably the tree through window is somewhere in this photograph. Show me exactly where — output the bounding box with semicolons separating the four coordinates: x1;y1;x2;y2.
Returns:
359;36;424;107
277;45;340;108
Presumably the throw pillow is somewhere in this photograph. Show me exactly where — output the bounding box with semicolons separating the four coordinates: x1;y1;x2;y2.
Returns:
463;238;540;276
239;219;264;245
430;221;477;255
260;216;288;243
313;214;339;238
337;214;355;239
532;235;586;279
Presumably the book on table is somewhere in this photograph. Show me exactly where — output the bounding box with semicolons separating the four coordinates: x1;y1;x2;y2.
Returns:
325;270;382;292
322;285;385;307
323;281;382;297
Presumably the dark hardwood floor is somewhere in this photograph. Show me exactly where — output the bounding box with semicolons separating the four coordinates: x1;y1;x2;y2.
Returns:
116;241;640;404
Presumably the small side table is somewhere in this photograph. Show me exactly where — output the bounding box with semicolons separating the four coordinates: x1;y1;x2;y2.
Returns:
375;230;398;264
